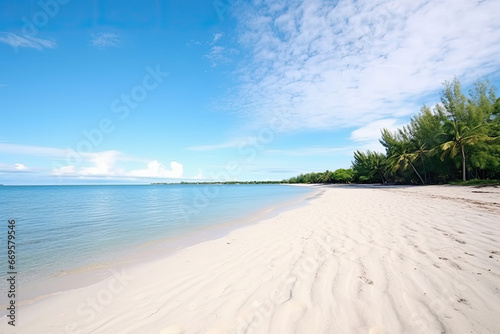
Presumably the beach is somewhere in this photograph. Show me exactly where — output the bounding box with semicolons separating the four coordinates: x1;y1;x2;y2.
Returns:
4;185;500;333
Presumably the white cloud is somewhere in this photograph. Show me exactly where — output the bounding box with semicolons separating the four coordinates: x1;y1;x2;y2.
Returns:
14;163;27;171
0;143;183;180
53;152;183;179
228;0;500;132
52;165;75;175
0;163;31;173
212;32;224;44
80;151;124;176
0;32;56;50
350;118;407;142
90;33;121;49
349;118;409;153
51;150;125;176
129;161;183;178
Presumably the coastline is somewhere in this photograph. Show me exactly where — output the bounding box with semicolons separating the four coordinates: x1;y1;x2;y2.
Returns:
10;184;321;307
3;185;500;333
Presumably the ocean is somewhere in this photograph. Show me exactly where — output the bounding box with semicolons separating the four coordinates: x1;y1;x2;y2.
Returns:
0;184;314;300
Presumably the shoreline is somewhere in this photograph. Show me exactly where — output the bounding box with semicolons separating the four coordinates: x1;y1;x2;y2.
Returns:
11;184;322;307
2;185;500;333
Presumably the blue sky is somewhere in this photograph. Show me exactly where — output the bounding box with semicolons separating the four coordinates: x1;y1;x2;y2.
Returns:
1;0;500;185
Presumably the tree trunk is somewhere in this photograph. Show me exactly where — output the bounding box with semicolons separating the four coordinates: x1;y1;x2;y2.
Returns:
420;156;427;184
378;171;385;184
461;145;466;181
410;161;425;185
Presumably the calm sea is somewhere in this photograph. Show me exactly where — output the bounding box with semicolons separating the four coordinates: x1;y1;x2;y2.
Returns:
0;184;314;298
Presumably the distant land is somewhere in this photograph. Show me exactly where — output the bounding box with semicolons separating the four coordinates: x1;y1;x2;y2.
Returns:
151;181;285;185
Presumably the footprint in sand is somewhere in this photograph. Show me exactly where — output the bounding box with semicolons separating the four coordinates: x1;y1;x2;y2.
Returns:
359;276;374;285
458;298;471;306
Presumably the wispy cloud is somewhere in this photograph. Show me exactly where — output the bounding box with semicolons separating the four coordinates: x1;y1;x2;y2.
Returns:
204;32;239;67
0;32;56;50
265;146;352;157
248;167;302;174
212;32;224;44
228;0;500;132
187;137;258;151
0;143;69;157
350;118;408;142
348;118;408;152
90;33;121;49
205;46;239;67
187;39;202;47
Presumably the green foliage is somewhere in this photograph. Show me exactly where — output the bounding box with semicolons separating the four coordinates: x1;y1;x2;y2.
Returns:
354;77;500;184
154;181;285;185
284;168;355;184
352;150;387;183
448;179;500;186
437;121;494;181
332;168;355;183
283;77;499;185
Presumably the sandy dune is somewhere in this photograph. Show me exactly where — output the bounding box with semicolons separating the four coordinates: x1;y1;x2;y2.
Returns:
3;185;500;333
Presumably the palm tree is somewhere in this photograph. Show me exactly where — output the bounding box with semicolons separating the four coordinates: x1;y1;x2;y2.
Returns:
387;140;425;184
437;121;496;181
413;142;429;183
352;150;387;184
318;170;334;183
389;152;425;184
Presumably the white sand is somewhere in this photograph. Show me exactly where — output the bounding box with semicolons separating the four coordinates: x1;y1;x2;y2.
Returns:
2;185;500;333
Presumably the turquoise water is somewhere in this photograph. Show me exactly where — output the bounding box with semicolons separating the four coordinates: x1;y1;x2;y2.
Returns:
0;184;313;294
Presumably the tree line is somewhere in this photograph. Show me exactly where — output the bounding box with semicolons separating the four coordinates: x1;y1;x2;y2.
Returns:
284;78;500;185
285;169;355;184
